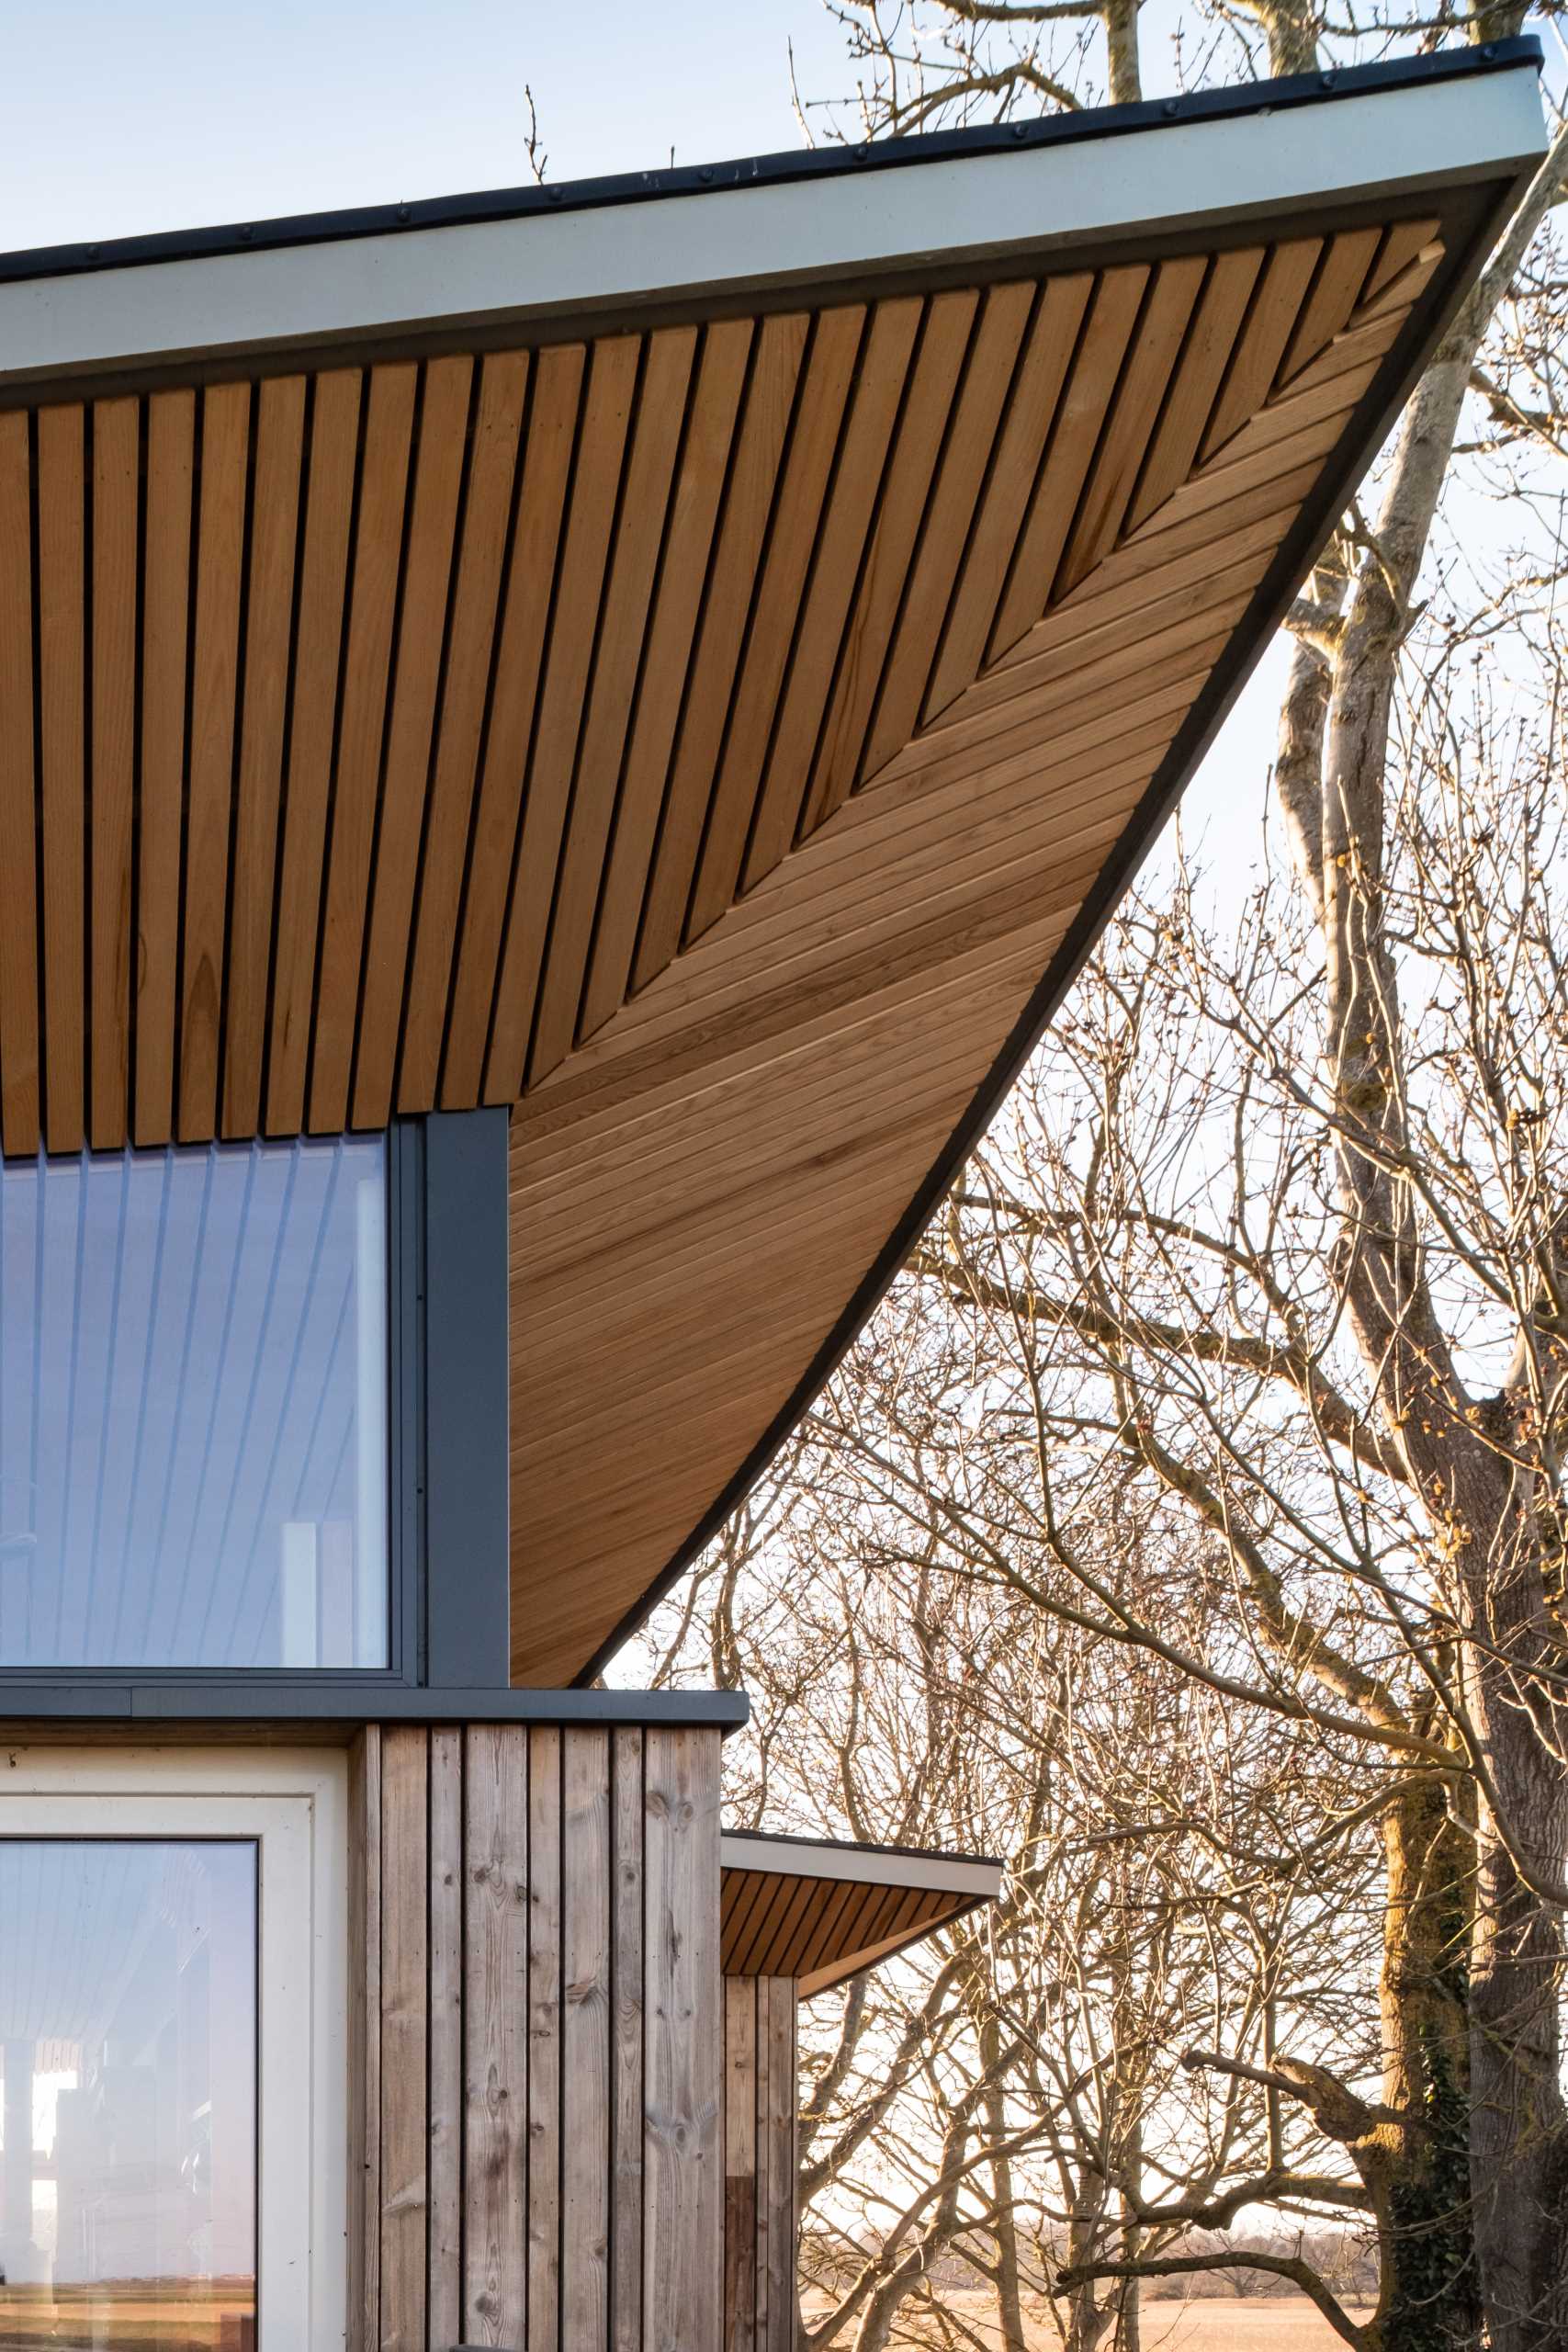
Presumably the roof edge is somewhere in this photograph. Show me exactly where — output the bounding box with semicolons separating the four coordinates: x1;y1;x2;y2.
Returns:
0;37;1540;290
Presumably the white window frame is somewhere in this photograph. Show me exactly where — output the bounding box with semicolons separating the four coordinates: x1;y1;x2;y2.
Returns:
0;1744;347;2348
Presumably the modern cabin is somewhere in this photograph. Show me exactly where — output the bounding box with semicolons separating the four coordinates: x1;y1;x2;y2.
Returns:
0;40;1543;2351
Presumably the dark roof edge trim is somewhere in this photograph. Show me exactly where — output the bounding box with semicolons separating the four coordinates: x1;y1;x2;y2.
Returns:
0;38;1540;290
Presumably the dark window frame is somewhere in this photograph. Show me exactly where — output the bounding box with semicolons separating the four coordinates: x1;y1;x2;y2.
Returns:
0;1108;512;1707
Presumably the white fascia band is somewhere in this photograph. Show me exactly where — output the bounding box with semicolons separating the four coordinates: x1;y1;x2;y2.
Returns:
722;1832;1004;1899
0;67;1544;392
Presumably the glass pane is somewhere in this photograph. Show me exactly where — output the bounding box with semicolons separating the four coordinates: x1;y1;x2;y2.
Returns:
0;1841;256;2348
0;1136;389;1669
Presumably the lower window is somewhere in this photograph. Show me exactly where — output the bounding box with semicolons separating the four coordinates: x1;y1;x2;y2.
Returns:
0;1749;345;2348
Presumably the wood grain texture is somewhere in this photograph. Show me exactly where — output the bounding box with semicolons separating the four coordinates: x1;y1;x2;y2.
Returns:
0;209;1445;1692
223;375;304;1140
345;1722;728;2349
563;1727;614;2343
136;390;195;1147
612;1726;648;2352
527;1724;564;2346
463;1724;528;2347
89;395;139;1149
379;1726;429;2352
179;380;251;1143
35;403;85;1154
348;1727;382;2352
645;1726;723;2352
723;1979;759;2352
427;1726;464;2352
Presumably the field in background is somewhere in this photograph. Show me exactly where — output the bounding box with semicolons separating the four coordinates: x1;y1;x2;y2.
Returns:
808;2289;1366;2348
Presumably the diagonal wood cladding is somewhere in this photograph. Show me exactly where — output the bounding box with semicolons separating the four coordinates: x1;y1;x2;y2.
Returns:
508;223;1442;1680
0;211;1450;1680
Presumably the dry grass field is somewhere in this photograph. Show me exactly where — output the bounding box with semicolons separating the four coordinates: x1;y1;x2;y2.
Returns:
1138;2302;1366;2349
805;2289;1366;2349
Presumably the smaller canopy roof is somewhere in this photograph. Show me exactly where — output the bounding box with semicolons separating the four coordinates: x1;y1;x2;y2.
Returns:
720;1827;1003;1996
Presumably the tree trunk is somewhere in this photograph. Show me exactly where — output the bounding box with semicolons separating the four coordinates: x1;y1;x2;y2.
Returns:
983;2052;1030;2352
1360;1776;1479;2352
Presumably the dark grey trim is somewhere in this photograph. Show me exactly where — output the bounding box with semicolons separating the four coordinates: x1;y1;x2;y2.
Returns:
572;145;1538;1684
422;1108;512;1686
388;1117;424;1683
0;38;1540;288
0;1682;749;1727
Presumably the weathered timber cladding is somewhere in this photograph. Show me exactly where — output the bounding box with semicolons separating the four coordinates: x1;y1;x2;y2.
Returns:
350;1722;723;2352
722;1976;798;2352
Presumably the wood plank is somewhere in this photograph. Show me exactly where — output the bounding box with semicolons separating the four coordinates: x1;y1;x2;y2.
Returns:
353;354;474;1126
581;320;753;1044
678;301;867;943
753;1975;773;2352
0;411;38;1155
379;1725;429;2352
644;1725;723;2352
856;278;1036;785
724;1978;758;2352
89;395;139;1149
179;379;251;1141
266;368;362;1136
731;295;924;901
222;375;305;1140
529;326;700;1081
463;1724;529;2348
1123;247;1265;534
509;675;1199;1142
348;1726;382;2352
428;1725;464;2352
1278;226;1382;386
309;361;417;1134
441;342;584;1108
1199;237;1322;461
920;270;1092;726
986;264;1147;661
136;388;195;1147
1055;254;1207;596
1364;214;1440;304
484;333;641;1102
798;286;980;835
36;403;86;1154
612;1725;647;2352
397;351;529;1111
628;309;812;995
563;1727;614;2344
761;1979;796;2352
527;1724;564;2346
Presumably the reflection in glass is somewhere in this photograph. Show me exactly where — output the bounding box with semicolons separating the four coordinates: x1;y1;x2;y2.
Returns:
0;1841;256;2348
0;1135;389;1669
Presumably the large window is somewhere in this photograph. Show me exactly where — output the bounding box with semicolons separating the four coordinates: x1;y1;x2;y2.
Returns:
0;1747;348;2346
0;1136;389;1671
0;1840;256;2343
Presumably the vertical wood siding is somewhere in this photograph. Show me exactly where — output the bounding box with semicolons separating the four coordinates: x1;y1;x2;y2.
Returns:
349;1722;722;2352
722;1976;798;2352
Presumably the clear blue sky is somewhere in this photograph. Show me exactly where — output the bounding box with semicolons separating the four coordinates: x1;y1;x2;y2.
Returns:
0;2;852;246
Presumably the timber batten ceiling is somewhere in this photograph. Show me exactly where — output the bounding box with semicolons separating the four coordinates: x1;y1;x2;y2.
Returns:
0;49;1544;1685
721;1830;1003;1996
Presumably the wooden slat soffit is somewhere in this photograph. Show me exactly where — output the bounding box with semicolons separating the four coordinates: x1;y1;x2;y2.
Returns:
0;160;1507;1680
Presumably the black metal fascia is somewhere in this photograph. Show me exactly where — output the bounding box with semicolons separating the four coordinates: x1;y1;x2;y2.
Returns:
0;1680;750;1729
0;37;1541;289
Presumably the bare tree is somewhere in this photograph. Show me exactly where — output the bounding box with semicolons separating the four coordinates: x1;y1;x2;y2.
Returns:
634;4;1568;2345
